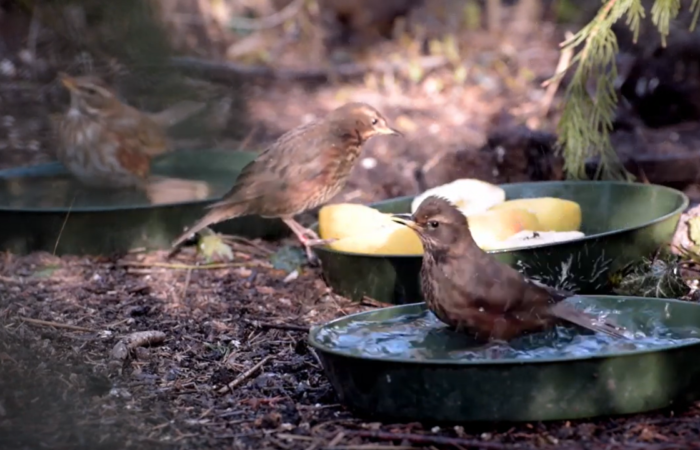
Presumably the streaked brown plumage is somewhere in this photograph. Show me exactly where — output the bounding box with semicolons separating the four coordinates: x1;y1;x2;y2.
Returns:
392;196;626;342
52;72;204;189
169;102;401;262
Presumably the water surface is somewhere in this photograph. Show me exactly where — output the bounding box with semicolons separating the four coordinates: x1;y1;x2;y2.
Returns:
316;302;700;361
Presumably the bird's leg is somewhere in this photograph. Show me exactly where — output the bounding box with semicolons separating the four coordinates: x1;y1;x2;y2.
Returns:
282;218;335;247
282;218;335;264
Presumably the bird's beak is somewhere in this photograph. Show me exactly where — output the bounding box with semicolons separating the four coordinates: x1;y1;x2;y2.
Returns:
58;72;76;91
375;124;403;137
391;213;420;231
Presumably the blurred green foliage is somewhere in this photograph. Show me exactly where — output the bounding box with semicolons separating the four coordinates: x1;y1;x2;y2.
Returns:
554;0;700;180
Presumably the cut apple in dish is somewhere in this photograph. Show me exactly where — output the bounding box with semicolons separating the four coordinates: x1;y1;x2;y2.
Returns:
318;203;423;255
489;230;586;251
489;197;582;232
411;178;506;216
316;179;587;255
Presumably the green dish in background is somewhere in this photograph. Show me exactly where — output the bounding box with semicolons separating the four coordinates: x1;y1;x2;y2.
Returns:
309;295;700;423
312;181;688;303
0;150;289;255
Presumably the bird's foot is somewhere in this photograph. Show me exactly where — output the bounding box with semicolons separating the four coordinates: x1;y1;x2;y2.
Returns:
300;228;320;241
304;238;336;247
282;218;336;267
299;238;336;267
303;244;320;267
283;218;322;243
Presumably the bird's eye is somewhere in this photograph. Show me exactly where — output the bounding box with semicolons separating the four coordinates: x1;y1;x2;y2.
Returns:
428;220;439;229
371;118;378;125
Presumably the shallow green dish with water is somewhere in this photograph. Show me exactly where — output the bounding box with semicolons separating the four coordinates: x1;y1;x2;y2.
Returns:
313;181;688;303
0;150;289;255
309;295;700;423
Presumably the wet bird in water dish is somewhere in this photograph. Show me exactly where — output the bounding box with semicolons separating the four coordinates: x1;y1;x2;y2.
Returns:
391;196;626;342
170;102;402;263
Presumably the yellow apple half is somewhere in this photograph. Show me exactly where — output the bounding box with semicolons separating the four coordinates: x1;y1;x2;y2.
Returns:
318;203;388;241
318;203;423;255
327;222;424;255
488;197;582;232
467;208;542;250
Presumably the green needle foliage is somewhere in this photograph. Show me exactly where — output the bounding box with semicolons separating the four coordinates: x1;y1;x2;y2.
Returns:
554;0;700;180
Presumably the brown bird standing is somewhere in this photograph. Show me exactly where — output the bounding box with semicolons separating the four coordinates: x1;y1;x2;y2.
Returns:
169;102;401;262
391;196;626;342
53;72;204;190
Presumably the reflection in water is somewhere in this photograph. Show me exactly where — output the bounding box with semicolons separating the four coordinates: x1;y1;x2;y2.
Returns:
316;304;700;361
0;174;232;208
144;176;212;205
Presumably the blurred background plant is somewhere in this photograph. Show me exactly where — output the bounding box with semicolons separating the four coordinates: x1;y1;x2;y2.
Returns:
3;0;700;189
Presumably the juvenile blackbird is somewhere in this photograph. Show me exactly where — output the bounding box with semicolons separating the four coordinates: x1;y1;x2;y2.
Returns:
391;196;626;342
170;102;401;262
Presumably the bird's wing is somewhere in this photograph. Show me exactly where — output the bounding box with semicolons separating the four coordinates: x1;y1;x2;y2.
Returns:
99;121;159;179
522;277;571;303
438;249;539;313
107;113;170;158
207;121;331;210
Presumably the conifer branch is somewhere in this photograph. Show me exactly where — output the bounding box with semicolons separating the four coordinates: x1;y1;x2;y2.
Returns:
552;0;695;180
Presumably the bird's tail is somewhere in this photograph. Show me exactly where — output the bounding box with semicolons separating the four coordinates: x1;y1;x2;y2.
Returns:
550;302;628;339
169;206;241;254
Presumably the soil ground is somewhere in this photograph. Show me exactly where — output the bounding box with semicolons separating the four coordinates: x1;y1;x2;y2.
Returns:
4;248;700;450
3;2;700;449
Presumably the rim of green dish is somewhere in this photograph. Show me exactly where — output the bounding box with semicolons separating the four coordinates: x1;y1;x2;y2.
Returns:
0;150;256;213
307;295;700;365
312;181;690;258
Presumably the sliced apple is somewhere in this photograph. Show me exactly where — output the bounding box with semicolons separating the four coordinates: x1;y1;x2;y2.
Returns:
411;178;506;216
318;203;388;241
489;230;586;251
489;197;582;232
468;208;542;250
327;222;424;255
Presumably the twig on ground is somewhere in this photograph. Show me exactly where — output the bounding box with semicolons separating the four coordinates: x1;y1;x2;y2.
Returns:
0;275;22;284
19;316;96;332
218;355;273;394
348;430;512;449
244;319;309;332
179;268;193;304
222;235;274;256
330;446;414;450
117;260;268;270
360;296;393;308
327;431;345;447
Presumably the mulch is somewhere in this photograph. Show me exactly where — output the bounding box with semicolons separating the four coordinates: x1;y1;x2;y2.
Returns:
2;239;700;450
